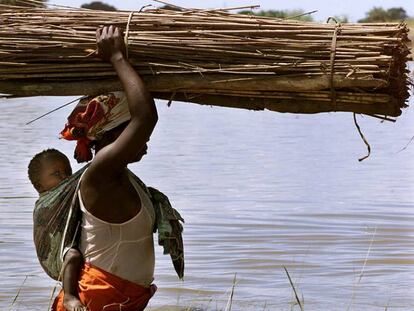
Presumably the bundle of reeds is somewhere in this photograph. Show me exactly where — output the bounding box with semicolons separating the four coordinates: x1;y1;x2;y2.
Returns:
0;2;412;117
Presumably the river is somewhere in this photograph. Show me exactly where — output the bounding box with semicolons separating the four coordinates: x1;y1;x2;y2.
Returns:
1;80;413;310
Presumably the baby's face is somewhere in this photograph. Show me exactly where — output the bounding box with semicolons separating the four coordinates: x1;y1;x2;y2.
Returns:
38;158;72;193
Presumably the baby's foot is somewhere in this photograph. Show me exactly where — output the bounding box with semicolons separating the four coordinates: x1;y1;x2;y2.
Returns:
63;294;87;311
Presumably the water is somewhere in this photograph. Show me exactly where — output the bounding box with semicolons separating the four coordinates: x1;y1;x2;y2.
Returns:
1;83;414;310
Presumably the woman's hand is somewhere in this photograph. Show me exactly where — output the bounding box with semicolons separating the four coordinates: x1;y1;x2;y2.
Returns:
96;25;126;63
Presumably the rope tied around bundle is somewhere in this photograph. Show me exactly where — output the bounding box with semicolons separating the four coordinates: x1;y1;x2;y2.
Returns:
124;5;152;59
326;17;341;110
326;17;371;162
124;11;135;59
353;113;371;162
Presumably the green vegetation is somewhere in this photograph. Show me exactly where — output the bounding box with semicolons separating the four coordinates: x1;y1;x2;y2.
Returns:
238;7;411;24
239;9;314;22
331;15;349;23
407;19;414;30
81;1;116;11
358;7;408;22
159;4;182;11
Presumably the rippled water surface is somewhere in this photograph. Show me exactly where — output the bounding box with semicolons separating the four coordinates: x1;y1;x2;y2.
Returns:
1;85;414;310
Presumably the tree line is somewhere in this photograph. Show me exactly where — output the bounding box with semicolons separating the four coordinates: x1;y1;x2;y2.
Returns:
239;7;410;22
0;1;411;23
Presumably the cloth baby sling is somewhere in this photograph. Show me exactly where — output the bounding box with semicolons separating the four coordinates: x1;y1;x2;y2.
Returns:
33;165;185;281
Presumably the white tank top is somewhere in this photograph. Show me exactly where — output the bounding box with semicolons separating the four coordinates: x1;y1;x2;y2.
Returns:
78;174;155;286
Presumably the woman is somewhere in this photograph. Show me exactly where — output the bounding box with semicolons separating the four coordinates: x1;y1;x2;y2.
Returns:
53;24;159;311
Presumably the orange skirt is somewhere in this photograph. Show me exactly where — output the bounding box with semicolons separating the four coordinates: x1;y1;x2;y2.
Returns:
52;263;156;311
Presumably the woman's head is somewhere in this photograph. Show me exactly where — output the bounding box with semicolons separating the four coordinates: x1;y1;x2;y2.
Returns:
92;121;128;153
28;149;72;194
92;121;148;163
60;92;131;163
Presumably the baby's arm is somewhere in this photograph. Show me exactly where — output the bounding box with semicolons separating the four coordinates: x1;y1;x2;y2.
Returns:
62;248;87;311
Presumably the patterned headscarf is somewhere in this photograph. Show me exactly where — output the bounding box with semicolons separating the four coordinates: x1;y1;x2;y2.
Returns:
60;91;130;163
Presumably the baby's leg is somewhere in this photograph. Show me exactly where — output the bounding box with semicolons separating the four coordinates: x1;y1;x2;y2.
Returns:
62;248;87;311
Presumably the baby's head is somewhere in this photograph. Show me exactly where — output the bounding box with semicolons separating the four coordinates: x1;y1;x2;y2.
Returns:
28;149;72;194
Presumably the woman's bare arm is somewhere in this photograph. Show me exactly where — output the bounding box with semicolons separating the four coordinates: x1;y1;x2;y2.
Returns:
86;25;158;180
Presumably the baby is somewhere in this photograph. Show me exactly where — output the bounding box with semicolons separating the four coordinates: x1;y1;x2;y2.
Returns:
28;149;87;311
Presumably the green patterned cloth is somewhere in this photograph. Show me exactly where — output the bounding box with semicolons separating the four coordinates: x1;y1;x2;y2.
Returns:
33;166;184;281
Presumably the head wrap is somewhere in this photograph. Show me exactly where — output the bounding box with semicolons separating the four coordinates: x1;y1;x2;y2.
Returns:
60;91;131;163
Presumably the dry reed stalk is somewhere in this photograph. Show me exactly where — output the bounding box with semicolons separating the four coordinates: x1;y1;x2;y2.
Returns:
224;273;237;311
9;275;28;311
0;1;411;117
283;267;304;311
